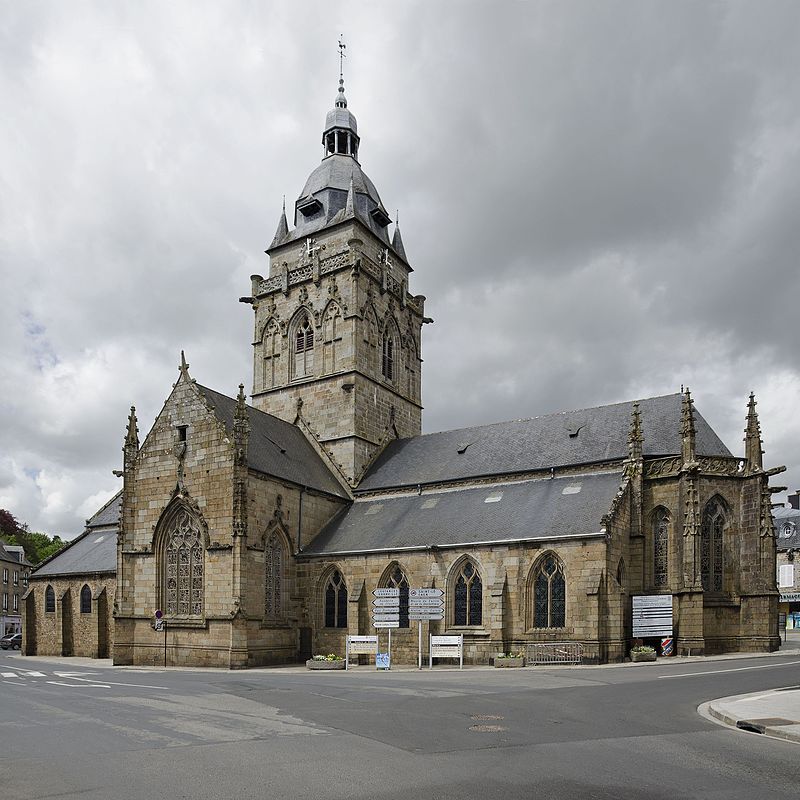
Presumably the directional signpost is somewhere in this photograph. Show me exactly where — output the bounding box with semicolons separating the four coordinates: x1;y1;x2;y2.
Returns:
409;588;444;669
372;588;400;669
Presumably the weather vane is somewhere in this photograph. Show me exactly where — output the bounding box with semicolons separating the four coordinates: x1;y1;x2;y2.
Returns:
338;35;346;79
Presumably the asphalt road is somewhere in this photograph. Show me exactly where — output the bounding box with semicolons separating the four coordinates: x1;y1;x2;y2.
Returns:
2;650;799;800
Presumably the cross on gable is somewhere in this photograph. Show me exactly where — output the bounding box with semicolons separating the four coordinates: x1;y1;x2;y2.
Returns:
381;248;393;271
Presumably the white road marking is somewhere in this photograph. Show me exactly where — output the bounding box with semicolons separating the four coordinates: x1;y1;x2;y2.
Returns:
47;681;111;688
54;671;99;677
23;671;46;677
67;675;168;690
658;659;800;679
2;672;19;677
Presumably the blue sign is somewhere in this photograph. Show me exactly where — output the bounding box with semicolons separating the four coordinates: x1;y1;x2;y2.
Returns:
376;652;390;670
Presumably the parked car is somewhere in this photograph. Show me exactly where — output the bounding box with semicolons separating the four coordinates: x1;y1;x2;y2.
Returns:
0;633;22;650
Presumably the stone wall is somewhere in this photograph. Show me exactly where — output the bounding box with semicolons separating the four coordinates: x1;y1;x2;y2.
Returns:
23;575;115;658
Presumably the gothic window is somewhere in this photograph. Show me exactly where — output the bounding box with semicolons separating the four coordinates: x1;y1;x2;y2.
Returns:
164;508;204;616
262;320;281;389
653;507;670;588
264;531;284;620
453;560;482;626
45;585;55;613
292;313;314;379
322;304;341;375
324;569;347;628
616;558;626;589
80;584;92;614
532;555;566;628
701;498;725;592
381;329;395;382
380;565;409;628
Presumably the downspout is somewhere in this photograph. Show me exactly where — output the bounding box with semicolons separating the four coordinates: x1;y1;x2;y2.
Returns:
297;486;306;554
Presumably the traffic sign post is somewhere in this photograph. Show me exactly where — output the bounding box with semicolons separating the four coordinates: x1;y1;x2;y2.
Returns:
154;610;166;667
372;589;401;668
408;589;444;669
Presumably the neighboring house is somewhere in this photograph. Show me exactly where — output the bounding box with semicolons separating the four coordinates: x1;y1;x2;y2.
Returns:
0;539;32;635
24;493;119;658
22;71;785;667
775;491;800;629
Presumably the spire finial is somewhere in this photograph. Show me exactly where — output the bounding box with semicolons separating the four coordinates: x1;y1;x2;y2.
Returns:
744;391;763;472
179;350;191;380
681;387;696;465
338;34;346;80
627;401;644;461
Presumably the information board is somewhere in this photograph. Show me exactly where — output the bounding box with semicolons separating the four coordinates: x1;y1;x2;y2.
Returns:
632;595;673;637
430;634;463;669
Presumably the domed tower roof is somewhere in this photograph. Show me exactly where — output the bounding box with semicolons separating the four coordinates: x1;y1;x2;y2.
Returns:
268;71;400;254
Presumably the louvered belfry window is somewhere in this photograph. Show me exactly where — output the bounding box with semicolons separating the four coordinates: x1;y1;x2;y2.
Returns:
165;509;204;616
701;500;725;592
454;561;482;626
533;555;566;628
293;316;314;378
653;508;669;588
382;333;394;381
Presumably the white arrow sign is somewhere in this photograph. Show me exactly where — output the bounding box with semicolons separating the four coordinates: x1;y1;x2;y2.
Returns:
373;588;400;597
372;613;400;622
408;612;444;621
372;598;401;607
373;621;400;628
408;597;443;607
409;588;443;598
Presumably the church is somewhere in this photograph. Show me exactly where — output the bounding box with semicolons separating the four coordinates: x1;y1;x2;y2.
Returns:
23;72;783;667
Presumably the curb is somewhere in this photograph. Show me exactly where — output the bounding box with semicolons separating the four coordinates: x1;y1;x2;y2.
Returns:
702;694;800;746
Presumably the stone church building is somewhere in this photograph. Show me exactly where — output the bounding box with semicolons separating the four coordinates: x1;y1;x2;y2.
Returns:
24;77;783;667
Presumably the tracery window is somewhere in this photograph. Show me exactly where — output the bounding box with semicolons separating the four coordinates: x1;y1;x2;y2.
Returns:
293;314;314;379
381;565;409;628
262;320;281;389
381;331;395;381
80;584;92;614
453;560;482;626
45;585;55;613
616;558;626;589
164;508;204;616
653;507;670;588
264;531;284;620
324;569;347;628
533;555;566;628
701;499;725;592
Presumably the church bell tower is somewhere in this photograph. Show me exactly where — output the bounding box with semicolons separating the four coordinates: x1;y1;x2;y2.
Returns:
241;63;428;486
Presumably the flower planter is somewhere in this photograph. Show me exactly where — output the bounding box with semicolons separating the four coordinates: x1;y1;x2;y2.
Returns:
494;657;525;668
306;659;345;670
630;651;657;663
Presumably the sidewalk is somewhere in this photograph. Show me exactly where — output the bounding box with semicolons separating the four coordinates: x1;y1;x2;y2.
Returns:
705;686;800;745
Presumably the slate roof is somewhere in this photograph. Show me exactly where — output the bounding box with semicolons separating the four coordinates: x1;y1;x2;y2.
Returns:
32;491;121;578
0;539;32;567
304;471;623;556
359;394;731;492
774;506;800;551
196;385;349;499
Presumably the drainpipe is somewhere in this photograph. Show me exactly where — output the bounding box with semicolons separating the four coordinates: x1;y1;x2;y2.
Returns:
297;486;306;554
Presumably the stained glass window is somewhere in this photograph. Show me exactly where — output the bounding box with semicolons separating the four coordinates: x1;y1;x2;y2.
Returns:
653;508;669;588
265;532;284;619
80;584;92;614
532;555;566;628
324;570;347;628
454;561;482;626
383;565;409;627
164;508;204;616
45;585;55;613
293;315;314;379
701;499;725;592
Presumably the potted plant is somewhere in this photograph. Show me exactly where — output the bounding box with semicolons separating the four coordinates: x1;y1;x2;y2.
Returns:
630;645;657;663
494;651;525;668
306;653;346;670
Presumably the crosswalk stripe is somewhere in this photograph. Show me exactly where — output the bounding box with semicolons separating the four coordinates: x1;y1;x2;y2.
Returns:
2;672;19;677
24;671;46;677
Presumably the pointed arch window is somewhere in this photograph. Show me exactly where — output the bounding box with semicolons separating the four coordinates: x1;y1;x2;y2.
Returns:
293;314;314;379
164;508;204;616
381;329;395;381
264;531;285;620
45;585;55;613
454;560;482;626
262;320;281;390
324;570;347;628
616;558;626;589
381;565;409;628
701;499;725;592
533;555;566;628
653;508;670;588
80;584;92;614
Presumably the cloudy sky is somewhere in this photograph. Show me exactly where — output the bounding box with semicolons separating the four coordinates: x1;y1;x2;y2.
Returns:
2;1;799;536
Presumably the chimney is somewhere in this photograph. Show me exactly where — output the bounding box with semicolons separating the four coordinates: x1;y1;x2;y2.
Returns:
789;490;800;511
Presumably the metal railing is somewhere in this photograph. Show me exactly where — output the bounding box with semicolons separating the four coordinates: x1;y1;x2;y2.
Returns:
526;641;584;665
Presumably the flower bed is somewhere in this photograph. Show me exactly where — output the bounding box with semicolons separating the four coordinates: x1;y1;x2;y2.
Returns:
630;646;657;663
494;652;525;668
306;654;345;670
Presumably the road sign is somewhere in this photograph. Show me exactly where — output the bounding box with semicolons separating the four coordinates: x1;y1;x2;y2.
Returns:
408;612;443;621
408;597;444;607
376;652;391;670
373;621;400;628
632;595;673;637
153;618;165;632
372;597;400;607
409;588;443;598
430;634;463;668
372;612;400;622
154;609;163;619
373;588;400;597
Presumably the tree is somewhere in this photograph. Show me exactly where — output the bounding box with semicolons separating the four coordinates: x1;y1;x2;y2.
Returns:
0;509;66;565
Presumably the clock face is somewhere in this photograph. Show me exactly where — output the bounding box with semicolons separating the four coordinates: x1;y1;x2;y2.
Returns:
781;521;796;538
